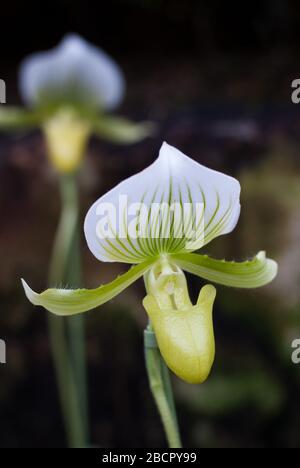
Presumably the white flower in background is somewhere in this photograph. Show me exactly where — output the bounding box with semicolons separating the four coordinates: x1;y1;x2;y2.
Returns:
0;34;152;173
22;143;277;384
19;34;125;111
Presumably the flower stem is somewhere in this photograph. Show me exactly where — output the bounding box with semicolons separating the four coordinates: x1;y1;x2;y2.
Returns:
144;325;182;448
48;173;88;447
47;315;85;446
160;357;179;427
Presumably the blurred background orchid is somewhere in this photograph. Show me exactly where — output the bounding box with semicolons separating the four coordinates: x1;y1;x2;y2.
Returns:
0;33;152;171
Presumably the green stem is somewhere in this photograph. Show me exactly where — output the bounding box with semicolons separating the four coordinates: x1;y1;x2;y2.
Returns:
161;358;179;428
47;315;84;446
61;176;89;440
144;328;182;448
48;173;88;447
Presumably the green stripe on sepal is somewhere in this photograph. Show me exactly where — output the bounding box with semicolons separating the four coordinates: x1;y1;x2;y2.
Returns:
21;258;155;316
172;251;277;289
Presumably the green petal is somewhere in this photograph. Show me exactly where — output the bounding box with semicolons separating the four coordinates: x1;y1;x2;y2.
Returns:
172;251;278;288
93;115;154;143
143;274;216;384
22;258;155;316
0;107;40;130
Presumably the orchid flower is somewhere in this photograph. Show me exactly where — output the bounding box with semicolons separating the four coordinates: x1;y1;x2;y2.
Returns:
0;34;152;173
22;142;277;384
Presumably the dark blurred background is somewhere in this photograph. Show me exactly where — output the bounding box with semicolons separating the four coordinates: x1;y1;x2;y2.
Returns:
1;0;300;448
